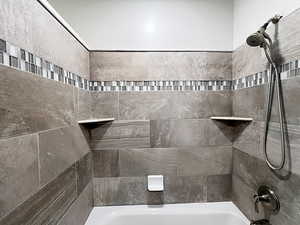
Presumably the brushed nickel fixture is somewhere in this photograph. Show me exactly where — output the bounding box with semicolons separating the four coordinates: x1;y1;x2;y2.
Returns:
246;15;286;170
253;185;280;214
250;219;271;225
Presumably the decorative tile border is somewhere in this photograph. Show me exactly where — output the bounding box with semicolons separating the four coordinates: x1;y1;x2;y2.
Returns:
88;80;232;92
0;39;89;90
1;38;300;92
232;70;270;90
233;58;300;90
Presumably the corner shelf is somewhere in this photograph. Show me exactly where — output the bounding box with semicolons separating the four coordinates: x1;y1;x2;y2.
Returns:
210;116;253;122
78;118;115;125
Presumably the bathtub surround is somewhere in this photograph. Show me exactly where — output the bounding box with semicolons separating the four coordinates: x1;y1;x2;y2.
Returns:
1;1;300;225
232;8;300;225
89;51;234;206
87;8;300;224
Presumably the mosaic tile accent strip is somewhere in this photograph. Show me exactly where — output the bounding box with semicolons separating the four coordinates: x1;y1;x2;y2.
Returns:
233;58;300;90
0;39;89;90
1;38;300;92
88;80;232;92
232;70;270;90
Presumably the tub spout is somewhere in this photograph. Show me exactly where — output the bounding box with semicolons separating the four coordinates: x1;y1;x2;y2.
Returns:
250;219;271;225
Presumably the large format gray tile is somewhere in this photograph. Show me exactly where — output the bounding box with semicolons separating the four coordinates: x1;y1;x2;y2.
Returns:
93;150;120;177
163;175;207;204
93;177;147;206
232;85;265;121
176;146;232;176
0;0;89;77
91;92;119;119
90;120;150;150
57;182;93;225
0;134;39;219
270;77;300;125
90;52;232;81
150;119;232;147
0;166;77;225
39;125;90;186
76;152;93;195
77;89;93;121
232;121;261;159
119;91;232;120
119;148;178;177
206;52;232;80
207;174;232;202
0;66;75;139
90;121;120;142
118;120;150;148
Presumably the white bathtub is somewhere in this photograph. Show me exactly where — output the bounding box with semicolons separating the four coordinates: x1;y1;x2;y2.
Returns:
85;202;249;225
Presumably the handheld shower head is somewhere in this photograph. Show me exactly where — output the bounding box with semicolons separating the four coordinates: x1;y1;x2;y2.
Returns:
246;14;282;48
246;32;266;47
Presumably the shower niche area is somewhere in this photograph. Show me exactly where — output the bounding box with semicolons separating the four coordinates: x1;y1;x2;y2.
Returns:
0;1;300;225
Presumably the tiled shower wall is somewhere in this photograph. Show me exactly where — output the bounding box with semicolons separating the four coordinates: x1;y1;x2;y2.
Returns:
1;0;300;224
89;52;235;205
232;8;300;225
0;0;92;224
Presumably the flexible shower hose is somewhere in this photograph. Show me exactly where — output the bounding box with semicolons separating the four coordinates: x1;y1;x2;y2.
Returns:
262;44;286;170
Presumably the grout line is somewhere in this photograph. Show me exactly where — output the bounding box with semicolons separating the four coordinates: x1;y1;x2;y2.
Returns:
117;91;120;120
0;125;71;142
75;162;79;196
37;133;41;188
36;125;72;134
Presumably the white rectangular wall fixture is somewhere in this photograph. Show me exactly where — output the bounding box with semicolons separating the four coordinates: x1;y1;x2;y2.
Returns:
148;175;164;192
